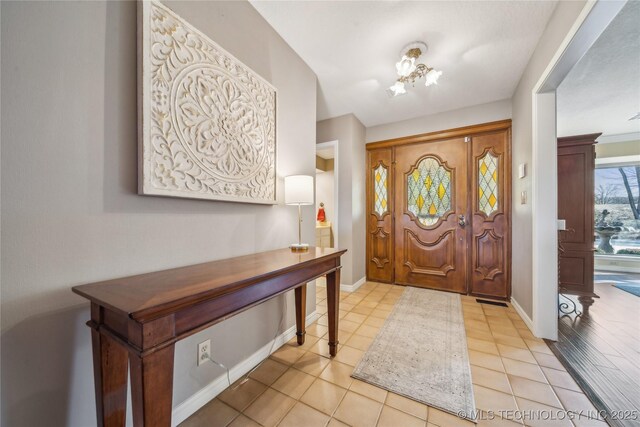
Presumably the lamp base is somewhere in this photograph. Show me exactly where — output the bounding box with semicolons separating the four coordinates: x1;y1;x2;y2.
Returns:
290;243;310;252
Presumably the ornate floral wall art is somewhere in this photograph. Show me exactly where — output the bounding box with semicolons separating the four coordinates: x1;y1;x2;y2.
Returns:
138;1;277;204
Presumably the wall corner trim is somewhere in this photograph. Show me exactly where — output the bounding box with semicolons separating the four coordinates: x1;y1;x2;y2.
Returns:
171;310;320;426
340;276;366;293
510;297;535;335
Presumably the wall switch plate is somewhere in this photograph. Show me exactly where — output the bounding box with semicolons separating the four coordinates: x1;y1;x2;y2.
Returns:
520;191;527;204
197;339;211;366
518;163;527;179
557;219;566;231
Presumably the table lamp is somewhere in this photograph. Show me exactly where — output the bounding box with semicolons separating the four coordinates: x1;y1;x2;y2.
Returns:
285;175;314;251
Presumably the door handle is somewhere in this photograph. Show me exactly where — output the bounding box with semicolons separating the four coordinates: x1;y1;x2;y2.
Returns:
458;215;466;227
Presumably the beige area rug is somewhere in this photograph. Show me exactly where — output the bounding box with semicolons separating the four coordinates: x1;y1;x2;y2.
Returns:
351;287;476;422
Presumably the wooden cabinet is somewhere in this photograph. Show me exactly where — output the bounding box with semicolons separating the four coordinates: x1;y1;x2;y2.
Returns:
557;133;600;311
316;223;332;248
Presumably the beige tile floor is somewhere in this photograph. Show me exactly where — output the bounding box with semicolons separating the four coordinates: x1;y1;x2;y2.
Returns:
181;282;606;427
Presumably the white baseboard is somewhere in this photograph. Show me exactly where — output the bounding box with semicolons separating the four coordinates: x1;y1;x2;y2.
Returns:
340;276;366;293
171;310;319;426
510;297;535;335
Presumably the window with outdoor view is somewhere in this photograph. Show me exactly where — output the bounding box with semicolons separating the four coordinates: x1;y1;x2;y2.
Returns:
594;165;640;256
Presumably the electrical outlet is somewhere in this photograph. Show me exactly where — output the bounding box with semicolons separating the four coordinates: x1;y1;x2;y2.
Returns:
197;339;211;366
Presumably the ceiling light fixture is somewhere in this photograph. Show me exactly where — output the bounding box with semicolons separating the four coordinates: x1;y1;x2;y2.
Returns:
388;42;442;97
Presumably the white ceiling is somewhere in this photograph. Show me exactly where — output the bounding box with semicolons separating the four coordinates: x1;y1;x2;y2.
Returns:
250;1;557;127
557;0;640;138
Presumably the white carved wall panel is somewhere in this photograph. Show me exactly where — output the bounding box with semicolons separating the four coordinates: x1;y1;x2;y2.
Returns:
138;1;277;203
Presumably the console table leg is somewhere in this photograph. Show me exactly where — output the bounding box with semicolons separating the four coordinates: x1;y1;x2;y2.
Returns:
130;345;175;427
295;284;307;345
326;269;340;357
91;329;128;427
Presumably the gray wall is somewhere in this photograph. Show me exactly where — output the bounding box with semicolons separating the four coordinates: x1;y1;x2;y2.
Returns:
317;114;366;286
365;99;512;143
511;0;587;317
0;1;317;426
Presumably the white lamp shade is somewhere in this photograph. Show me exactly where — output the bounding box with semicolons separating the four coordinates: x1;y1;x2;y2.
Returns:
284;175;314;205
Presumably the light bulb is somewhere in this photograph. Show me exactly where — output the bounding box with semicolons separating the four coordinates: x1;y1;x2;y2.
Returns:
425;69;442;86
395;56;416;77
389;81;406;96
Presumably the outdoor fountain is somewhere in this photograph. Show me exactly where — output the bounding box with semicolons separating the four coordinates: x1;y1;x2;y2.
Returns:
594;209;622;254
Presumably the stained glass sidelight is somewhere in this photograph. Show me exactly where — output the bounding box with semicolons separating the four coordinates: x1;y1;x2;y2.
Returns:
373;164;388;216
407;157;451;226
478;152;498;215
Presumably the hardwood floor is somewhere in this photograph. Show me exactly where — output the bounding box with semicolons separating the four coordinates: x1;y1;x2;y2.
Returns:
548;272;640;427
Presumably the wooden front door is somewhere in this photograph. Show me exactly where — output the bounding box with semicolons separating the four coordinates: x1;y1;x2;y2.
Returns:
365;120;512;299
394;138;469;293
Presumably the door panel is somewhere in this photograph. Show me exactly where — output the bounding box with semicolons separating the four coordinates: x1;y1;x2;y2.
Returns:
404;229;456;276
366;149;394;282
394;138;469;293
470;132;510;298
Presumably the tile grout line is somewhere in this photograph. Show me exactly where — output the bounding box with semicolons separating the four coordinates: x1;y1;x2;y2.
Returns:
185;281;603;427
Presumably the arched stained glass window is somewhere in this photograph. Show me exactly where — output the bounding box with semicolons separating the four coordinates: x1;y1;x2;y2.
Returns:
407;157;451;226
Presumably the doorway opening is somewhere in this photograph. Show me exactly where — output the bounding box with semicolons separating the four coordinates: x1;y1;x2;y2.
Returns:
532;0;639;422
316;141;339;250
315;141;339;289
530;0;627;340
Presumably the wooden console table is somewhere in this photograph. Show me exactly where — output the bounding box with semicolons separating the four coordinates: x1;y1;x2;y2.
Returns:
72;247;345;427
